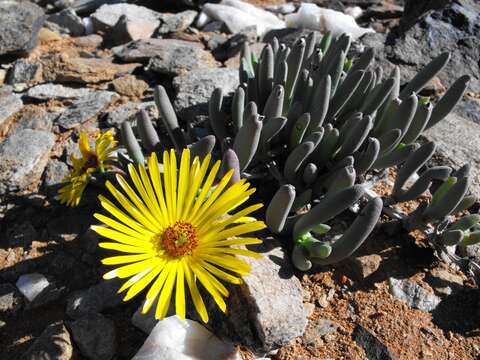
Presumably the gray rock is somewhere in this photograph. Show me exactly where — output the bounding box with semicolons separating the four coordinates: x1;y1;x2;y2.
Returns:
56;91;115;130
27;83;91;100
157;10;198;35
146;42;219;77
16;273;50;302
10;108;58;134
43;159;69;189
5;221;38;247
349;254;382;280
68;313;116;360
91;3;160;33
0;1;45;56
27;282;67;309
388;277;441;312
113;38;203;63
454;98;480;126
21;322;73;360
66;279;123;319
131;301;159;334
173;67;238;123
0;129;55;195
302;318;338;347
427;268;464;296
0;283;23;313
360;0;480;93
196;240;307;353
424;113;480;198
457;243;480;263
47;9;85;36
6;59;41;85
352;324;397;360
105;101;158;128
105;14;158;46
0;88;23;130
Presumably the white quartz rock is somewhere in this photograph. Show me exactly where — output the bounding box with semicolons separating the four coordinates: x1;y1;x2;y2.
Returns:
201;0;284;37
285;3;374;39
132;316;240;360
16;273;49;302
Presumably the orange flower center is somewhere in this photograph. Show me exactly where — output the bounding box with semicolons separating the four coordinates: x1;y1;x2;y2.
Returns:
161;221;198;257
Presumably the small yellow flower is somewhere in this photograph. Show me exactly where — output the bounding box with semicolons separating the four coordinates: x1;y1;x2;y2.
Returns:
92;149;265;322
58;130;117;207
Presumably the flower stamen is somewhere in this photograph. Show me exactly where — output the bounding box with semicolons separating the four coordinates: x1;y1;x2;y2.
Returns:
161;221;198;257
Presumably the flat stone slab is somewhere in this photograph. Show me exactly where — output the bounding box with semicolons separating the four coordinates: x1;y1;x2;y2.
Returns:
0;88;23;131
113;38;204;63
425;113;480;199
173;67;238;123
42;54;139;84
91;3;161;33
27;84;91;100
146;42;219;76
0;1;45;56
195;239;307;353
388;277;441;312
0;129;55;195
56;91;115;130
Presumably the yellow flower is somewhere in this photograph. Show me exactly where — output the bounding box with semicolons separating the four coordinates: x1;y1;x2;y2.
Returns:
92;149;265;322
58;130;117;207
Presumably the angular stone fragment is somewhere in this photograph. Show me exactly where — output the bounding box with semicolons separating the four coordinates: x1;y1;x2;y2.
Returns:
47;8;85;36
27;83;91;100
68;314;116;360
0;1;45;56
55;91;115;130
132;316;240;360
21;322;73;360
112;75;148;98
146;42;219;76
91;3;160;33
388;277;441;312
113;38;203;63
6;59;41;85
173;68;238;123
42;54;139;84
66;279;123;319
0;129;55;195
157;10;198;35
193;240;307;353
0;87;23;131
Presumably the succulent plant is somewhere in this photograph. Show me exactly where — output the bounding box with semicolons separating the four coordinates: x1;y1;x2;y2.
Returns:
116;30;478;278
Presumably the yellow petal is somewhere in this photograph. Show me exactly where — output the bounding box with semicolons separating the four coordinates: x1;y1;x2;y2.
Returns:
201;221;266;244
98;196;154;236
155;261;177;320
115;175;163;230
191;261;227;312
98;242;153;254
101;253;153;265
148;153;169;221
188;160;221;220
103;258;160;280
199;260;242;284
201;254;251;275
176;149;190;219
190;168;234;224
94;213;152;241
123;262;164;301
183;261;208;323
175;259;186;320
142;261;174;314
181;154;210;220
92;226;152;248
